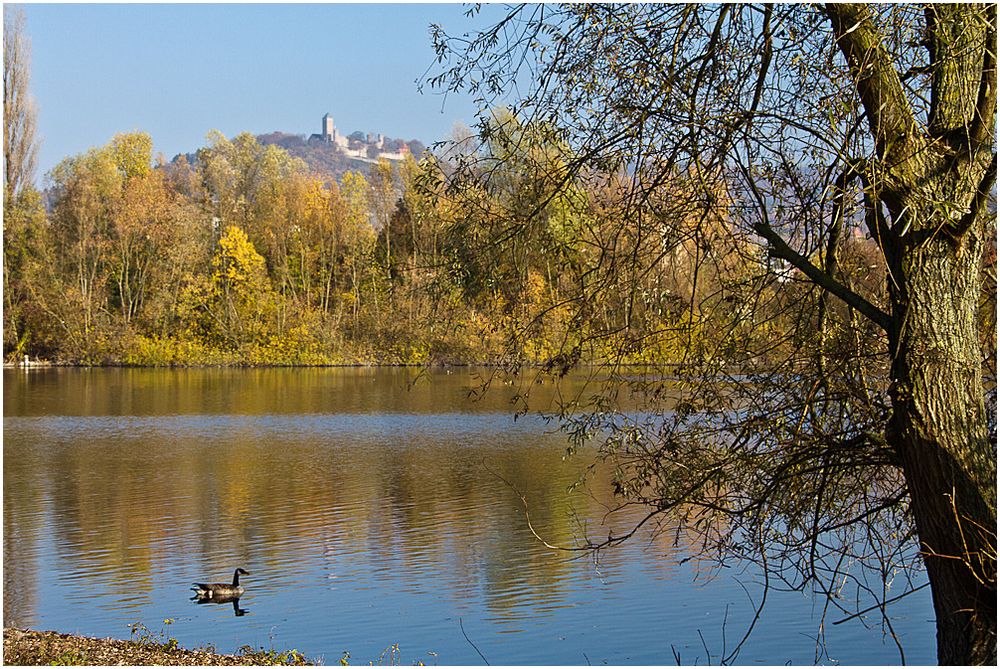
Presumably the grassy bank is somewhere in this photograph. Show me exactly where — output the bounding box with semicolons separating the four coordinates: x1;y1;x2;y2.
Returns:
3;628;313;666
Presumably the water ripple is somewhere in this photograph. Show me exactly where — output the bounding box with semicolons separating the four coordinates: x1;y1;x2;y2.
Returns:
3;369;936;665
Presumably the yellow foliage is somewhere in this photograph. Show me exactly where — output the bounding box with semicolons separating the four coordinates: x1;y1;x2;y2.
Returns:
206;225;279;348
120;334;238;366
110;131;154;181
213;225;269;292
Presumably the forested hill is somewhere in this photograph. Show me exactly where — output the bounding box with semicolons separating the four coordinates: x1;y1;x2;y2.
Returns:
259;132;426;181
171;132;426;182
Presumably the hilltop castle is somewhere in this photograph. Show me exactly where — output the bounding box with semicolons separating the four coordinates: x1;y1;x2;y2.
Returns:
309;113;408;162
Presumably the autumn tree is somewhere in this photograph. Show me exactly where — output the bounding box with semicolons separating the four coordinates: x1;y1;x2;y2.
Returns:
203;225;277;349
198;130;307;237
49;143;121;345
370;158;397;275
380;156;447;323
107;133;172;326
432;4;997;663
142;194;212;340
297;176;346;315
2;186;49;358
339;170;377;327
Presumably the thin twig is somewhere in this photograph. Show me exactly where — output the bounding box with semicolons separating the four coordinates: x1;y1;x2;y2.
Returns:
459;617;489;665
831;583;930;626
697;628;712;665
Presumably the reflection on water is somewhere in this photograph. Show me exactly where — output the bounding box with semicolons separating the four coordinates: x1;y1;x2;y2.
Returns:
4;368;934;664
192;596;249;617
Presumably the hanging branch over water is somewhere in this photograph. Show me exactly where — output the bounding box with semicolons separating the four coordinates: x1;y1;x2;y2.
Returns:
429;3;997;664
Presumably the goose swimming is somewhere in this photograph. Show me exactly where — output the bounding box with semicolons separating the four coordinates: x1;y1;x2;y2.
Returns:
191;568;249;598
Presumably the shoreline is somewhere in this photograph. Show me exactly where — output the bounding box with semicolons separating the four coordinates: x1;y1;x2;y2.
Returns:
1;361;506;371
2;359;680;370
1;358;499;370
3;627;313;666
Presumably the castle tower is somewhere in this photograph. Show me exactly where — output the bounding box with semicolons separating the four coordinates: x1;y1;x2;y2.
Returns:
322;114;334;142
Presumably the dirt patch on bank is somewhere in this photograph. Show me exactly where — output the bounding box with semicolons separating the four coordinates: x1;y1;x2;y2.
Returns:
3;628;312;666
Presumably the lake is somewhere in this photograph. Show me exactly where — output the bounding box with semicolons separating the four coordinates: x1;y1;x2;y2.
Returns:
3;367;935;664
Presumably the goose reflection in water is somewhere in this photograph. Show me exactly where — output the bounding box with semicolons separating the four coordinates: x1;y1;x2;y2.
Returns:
191;593;249;616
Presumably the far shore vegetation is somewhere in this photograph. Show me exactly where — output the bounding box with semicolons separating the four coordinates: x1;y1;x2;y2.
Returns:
4;123;755;369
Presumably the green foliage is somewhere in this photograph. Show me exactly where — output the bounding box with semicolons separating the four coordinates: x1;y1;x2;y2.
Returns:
127;622;179;654
237;645;310;666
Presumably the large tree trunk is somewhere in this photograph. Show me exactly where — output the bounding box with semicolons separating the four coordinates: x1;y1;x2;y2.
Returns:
825;4;997;661
888;205;997;665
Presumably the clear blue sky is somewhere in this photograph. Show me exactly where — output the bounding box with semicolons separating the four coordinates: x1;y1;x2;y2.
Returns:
14;3;489;181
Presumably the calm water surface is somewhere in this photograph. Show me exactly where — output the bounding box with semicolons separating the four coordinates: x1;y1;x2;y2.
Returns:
4;368;934;664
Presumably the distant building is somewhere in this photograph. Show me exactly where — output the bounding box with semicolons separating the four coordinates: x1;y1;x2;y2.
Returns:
308;113;409;161
309;113;341;145
377;143;409;161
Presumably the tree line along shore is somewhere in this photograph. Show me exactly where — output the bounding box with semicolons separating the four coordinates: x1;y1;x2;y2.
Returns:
6;120;817;370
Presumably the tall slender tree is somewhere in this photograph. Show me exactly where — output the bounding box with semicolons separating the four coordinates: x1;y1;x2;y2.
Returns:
3;7;39;203
3;7;43;359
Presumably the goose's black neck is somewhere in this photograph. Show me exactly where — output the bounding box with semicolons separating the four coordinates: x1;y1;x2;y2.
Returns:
232;569;242;587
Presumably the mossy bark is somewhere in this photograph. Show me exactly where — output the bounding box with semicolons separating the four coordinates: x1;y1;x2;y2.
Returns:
827;3;997;663
887;211;996;665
